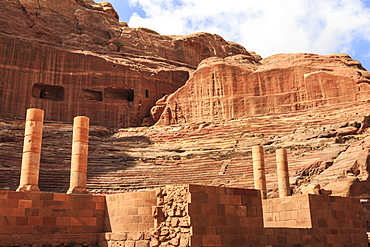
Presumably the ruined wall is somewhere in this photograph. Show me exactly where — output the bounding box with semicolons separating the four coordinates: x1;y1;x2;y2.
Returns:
0;186;368;247
0;34;189;127
151;186;192;247
0;191;105;246
186;185;367;246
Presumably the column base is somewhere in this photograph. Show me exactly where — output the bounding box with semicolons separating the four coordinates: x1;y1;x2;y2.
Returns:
67;187;89;194
16;184;40;192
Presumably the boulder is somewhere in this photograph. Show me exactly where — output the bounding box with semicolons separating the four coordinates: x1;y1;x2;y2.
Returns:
312;138;370;197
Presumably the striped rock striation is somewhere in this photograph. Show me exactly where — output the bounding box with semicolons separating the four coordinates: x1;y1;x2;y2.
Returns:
0;0;249;127
1;0;370;213
153;53;370;125
2;100;370;199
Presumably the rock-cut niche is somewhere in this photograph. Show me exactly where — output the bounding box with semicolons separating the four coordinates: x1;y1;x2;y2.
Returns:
31;84;65;101
104;87;134;101
82;89;103;101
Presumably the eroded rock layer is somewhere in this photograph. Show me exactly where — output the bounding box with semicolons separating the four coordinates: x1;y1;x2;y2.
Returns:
0;34;192;127
0;0;249;127
1;0;370;201
2;100;370;198
153;53;370;125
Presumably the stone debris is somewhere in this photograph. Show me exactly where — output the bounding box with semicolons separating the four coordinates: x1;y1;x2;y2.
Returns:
151;186;190;247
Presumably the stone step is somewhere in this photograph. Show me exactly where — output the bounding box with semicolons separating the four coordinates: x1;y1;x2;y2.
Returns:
0;100;369;195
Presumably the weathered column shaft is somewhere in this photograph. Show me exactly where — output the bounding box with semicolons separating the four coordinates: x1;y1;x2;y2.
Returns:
276;148;290;197
67;116;89;194
252;145;267;199
17;108;44;192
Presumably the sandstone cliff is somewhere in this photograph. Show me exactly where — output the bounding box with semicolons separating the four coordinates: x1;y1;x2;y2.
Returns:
0;0;249;127
1;0;370;201
1;0;249;66
153;53;370;125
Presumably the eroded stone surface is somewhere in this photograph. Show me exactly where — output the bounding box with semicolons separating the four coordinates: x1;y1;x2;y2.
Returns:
1;0;370;200
151;186;190;247
153;53;370;125
0;0;249;127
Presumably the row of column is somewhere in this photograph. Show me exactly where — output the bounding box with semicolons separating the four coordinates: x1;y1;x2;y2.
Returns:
252;145;290;199
16;108;289;196
16;108;89;194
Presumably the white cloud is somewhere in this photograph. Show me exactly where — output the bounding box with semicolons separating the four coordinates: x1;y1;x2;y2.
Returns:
126;0;370;61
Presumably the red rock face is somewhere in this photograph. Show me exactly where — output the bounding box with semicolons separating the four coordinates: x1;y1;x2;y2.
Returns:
115;30;251;68
0;0;249;127
0;34;190;127
1;0;121;46
154;53;370;125
0;0;248;64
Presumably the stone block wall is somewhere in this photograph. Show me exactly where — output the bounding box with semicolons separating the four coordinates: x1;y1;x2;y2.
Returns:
261;194;368;246
262;194;312;228
0;191;105;246
105;190;157;232
0;185;368;247
98;232;152;247
187;184;264;246
100;190;157;247
261;228;313;246
308;194;367;245
361;199;370;232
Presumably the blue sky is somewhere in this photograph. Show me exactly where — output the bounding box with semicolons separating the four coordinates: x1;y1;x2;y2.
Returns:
107;0;370;70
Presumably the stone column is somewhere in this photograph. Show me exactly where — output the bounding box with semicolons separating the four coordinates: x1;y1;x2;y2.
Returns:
252;145;267;199
17;108;44;192
276;148;290;197
67;116;89;194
